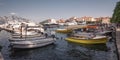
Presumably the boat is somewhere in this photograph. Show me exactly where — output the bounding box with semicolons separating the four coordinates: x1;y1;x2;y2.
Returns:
64;20;77;26
10;37;56;49
55;29;72;33
65;25;110;44
65;32;107;44
9;24;56;49
72;25;112;35
65;35;107;44
96;30;112;35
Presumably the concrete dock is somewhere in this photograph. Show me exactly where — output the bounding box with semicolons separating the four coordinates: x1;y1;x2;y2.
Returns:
0;52;4;60
116;28;120;59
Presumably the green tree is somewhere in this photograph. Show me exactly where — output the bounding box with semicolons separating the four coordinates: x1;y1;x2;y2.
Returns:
111;1;120;23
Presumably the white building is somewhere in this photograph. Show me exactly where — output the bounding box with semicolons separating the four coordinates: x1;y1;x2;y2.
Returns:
44;19;57;24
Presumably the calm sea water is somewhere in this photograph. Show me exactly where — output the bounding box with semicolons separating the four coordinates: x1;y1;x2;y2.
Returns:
0;26;117;60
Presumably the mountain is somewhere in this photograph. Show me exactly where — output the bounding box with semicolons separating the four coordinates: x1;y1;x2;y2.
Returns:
0;16;30;24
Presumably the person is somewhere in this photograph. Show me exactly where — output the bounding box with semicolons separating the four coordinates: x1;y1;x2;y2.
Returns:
87;33;95;39
51;34;55;39
41;32;44;35
44;31;48;38
51;31;55;39
45;33;48;38
87;34;92;39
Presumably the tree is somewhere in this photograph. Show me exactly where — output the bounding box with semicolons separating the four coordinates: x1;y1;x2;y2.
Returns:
111;1;120;23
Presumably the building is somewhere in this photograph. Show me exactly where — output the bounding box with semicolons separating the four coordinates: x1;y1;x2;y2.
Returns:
80;16;96;22
44;19;57;24
95;17;111;24
57;19;65;25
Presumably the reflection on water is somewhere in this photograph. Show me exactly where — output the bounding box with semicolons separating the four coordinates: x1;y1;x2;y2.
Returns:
68;42;108;51
0;26;115;60
66;48;91;60
9;44;56;60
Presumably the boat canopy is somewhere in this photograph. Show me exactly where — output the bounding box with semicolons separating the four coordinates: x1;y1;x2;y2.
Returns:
66;25;86;30
86;25;98;29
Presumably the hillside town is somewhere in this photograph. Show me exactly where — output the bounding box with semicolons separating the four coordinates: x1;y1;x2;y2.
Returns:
0;16;111;29
40;16;111;25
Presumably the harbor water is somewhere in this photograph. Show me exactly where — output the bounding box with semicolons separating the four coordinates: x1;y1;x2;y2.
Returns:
0;26;118;60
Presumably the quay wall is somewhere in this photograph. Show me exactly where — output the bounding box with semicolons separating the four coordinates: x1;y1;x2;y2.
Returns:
116;28;120;59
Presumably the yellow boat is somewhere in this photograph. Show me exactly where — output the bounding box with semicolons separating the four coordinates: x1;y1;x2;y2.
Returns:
55;29;72;33
65;36;107;44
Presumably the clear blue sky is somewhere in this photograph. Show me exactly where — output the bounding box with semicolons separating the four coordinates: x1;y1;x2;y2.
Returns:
0;0;119;22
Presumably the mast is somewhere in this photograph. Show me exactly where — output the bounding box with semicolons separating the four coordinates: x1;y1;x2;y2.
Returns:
25;24;28;40
20;23;22;38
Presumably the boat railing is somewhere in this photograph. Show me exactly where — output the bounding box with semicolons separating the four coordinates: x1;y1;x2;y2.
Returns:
72;33;97;39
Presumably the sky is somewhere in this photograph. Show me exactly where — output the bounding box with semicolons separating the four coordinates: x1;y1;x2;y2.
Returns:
0;0;119;22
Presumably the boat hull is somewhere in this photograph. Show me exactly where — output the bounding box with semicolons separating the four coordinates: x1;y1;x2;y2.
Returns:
11;41;55;49
9;36;45;42
10;38;56;49
55;29;72;33
65;37;107;44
